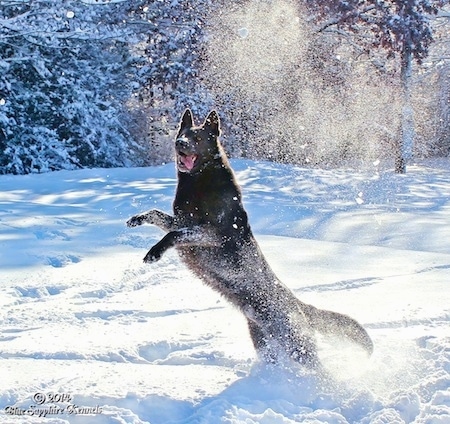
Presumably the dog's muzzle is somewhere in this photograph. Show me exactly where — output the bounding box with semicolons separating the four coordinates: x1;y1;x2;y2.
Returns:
176;137;190;150
176;137;198;172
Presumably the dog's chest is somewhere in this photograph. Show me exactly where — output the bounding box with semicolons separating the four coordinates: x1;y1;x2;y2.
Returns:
174;176;238;226
174;192;230;226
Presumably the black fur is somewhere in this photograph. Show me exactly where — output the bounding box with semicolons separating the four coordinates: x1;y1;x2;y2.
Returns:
127;109;373;367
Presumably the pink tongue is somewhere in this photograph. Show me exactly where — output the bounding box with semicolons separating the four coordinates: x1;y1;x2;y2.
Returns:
181;155;196;170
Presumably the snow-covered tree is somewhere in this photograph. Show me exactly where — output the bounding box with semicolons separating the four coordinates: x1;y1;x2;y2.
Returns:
0;0;213;173
200;0;401;167
126;0;213;164
0;0;144;174
305;0;448;172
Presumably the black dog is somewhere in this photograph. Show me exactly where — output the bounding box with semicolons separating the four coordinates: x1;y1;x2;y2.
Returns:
127;109;373;367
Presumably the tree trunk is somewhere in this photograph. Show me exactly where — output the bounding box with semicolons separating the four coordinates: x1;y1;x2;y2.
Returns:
395;43;415;173
437;64;450;155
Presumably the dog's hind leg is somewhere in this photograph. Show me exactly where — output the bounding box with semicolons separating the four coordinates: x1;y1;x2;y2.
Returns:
284;330;320;368
127;209;177;232
248;317;319;368
248;320;279;363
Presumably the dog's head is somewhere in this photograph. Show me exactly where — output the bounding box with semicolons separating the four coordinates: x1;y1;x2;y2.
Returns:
175;109;222;174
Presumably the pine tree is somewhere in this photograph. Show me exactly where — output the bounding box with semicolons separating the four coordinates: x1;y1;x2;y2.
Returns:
0;0;212;173
0;0;141;174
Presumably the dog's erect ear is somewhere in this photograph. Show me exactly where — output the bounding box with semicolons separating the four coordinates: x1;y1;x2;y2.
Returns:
180;109;193;131
204;110;220;136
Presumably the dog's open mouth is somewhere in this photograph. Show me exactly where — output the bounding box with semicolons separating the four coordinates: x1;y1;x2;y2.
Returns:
177;152;198;172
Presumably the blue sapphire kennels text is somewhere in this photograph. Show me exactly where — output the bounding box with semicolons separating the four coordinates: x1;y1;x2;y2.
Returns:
5;404;103;418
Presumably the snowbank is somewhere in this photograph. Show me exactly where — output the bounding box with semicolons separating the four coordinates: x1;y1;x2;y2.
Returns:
0;160;449;423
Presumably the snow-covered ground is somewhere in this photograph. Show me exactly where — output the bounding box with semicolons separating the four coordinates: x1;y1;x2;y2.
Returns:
0;159;449;424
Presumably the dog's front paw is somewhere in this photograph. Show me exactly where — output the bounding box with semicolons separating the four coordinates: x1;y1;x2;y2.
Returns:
127;214;145;227
143;247;162;263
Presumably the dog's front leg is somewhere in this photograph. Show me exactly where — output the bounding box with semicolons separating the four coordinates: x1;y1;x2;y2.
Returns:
143;226;221;263
126;209;177;232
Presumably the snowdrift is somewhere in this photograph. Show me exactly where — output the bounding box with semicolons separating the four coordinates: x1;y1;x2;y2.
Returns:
0;160;449;423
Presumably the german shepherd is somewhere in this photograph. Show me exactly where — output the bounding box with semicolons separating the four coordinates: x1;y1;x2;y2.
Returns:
127;109;373;368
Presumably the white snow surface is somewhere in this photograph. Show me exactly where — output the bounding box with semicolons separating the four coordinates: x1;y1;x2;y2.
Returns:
0;159;449;424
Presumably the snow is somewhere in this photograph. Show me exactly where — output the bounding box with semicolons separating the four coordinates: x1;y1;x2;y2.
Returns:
0;159;449;424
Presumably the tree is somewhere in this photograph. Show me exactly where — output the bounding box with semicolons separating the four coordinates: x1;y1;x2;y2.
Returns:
305;0;448;172
432;9;450;155
0;0;143;174
200;0;401;167
0;0;213;173
126;0;213;165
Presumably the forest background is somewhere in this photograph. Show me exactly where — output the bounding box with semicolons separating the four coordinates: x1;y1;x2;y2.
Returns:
0;0;449;175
